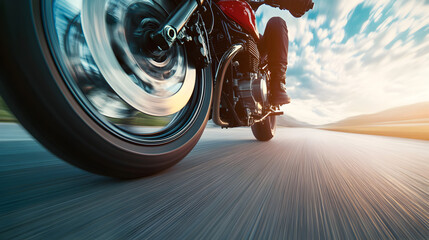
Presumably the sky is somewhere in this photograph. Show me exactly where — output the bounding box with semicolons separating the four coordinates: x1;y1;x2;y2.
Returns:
255;0;429;125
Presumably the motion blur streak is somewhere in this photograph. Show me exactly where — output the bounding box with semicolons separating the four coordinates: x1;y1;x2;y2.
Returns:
0;123;428;239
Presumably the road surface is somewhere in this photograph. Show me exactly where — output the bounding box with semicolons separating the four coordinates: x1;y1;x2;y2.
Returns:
0;123;428;239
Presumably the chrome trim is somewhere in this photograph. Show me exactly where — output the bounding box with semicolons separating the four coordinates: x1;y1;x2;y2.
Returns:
151;0;205;51
81;0;196;116
212;44;244;127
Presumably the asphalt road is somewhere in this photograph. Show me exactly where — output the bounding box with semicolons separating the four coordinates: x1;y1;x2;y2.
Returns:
0;123;428;239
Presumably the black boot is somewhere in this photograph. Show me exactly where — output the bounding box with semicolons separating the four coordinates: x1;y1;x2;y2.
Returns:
270;82;291;105
269;65;291;105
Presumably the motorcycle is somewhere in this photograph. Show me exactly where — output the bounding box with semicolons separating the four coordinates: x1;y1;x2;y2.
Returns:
0;0;285;178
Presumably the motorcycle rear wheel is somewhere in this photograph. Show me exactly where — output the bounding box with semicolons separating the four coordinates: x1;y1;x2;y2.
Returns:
0;0;212;178
251;115;277;141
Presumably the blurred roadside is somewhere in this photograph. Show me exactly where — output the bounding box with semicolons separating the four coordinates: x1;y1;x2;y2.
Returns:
0;96;16;122
2;94;428;141
0;95;169;126
322;102;429;141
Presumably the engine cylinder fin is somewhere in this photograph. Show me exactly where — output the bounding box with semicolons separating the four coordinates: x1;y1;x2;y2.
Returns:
236;37;259;73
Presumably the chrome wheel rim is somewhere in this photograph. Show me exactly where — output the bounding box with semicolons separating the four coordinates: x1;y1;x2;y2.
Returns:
81;0;195;116
43;0;206;143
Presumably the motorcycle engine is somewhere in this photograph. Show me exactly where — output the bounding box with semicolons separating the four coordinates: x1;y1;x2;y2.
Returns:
232;37;269;122
234;71;268;117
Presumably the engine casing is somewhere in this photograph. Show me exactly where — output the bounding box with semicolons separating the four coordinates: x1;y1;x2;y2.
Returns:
235;72;268;116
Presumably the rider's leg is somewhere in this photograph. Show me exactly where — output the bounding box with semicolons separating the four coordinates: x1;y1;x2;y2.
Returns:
258;17;290;105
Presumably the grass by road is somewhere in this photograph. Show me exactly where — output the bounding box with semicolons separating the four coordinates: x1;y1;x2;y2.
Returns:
323;102;429;141
3;95;429;138
107;112;172;127
0;97;16;122
0;96;168;126
324;124;429;141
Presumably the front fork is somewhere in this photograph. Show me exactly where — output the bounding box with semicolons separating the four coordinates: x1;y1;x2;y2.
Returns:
150;0;205;51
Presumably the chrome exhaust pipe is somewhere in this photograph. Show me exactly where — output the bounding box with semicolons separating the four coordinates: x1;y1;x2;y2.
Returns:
151;0;205;51
212;44;244;127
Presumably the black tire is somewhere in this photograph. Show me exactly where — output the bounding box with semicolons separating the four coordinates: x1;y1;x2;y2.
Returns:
0;1;212;178
251;115;276;141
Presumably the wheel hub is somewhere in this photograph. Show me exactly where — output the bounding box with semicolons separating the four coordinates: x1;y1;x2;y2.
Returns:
81;0;196;116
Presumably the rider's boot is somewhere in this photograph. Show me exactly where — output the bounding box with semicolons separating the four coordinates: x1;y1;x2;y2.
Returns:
270;65;291;105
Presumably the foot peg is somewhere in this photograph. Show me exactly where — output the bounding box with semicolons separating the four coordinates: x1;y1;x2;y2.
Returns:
270;111;284;116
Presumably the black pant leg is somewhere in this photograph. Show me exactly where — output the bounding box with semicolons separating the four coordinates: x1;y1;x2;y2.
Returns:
258;17;289;84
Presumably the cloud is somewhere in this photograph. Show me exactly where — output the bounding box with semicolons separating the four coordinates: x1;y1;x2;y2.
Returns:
256;0;429;125
317;28;329;39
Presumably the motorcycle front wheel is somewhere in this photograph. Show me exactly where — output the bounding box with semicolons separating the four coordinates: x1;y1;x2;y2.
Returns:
0;0;212;178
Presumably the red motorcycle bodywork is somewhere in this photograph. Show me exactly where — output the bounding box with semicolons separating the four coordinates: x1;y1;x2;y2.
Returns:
217;0;260;40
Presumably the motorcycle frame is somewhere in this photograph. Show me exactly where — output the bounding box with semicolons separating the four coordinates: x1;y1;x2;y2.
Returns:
151;0;205;51
156;0;280;128
208;2;281;127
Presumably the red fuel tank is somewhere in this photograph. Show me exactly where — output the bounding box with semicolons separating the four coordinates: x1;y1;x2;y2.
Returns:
217;0;260;40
